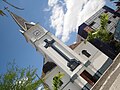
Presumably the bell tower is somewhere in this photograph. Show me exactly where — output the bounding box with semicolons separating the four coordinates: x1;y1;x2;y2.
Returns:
9;11;86;89
9;11;83;73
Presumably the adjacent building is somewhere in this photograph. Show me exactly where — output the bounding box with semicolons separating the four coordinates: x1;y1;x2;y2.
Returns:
77;6;120;59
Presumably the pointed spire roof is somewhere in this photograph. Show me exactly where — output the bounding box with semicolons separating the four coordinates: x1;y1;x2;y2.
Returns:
6;7;34;31
10;12;27;31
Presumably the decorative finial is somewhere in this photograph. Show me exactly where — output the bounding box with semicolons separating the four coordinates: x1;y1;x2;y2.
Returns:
4;7;10;12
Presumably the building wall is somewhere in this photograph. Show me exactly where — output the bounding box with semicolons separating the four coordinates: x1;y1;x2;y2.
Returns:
73;41;112;89
45;67;68;89
44;67;82;90
43;40;113;90
114;20;120;42
91;53;120;90
63;82;81;90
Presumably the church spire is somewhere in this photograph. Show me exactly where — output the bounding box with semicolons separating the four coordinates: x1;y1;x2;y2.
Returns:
6;7;34;31
10;11;27;31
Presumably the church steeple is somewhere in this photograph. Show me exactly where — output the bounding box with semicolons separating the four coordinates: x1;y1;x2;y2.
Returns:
7;8;34;31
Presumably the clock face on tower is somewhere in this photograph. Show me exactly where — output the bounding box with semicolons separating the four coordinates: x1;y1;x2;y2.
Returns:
25;25;47;42
33;30;41;36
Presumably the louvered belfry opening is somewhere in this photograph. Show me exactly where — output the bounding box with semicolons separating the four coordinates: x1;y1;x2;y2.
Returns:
43;62;57;74
80;70;97;86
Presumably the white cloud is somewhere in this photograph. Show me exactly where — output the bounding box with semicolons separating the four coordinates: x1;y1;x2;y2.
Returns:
48;0;65;39
61;0;88;42
77;0;105;26
48;0;59;7
47;0;105;42
50;5;64;38
43;8;50;12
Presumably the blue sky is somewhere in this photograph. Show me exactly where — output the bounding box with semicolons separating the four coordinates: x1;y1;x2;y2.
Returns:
0;0;49;76
0;0;117;76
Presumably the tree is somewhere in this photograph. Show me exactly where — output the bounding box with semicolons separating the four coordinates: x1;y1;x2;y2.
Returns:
86;1;120;42
0;0;24;16
0;10;6;16
52;72;64;90
0;61;43;90
86;13;112;42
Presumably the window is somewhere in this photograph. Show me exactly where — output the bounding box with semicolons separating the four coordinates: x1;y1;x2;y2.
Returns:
84;26;93;32
82;50;91;58
80;70;97;86
113;15;117;18
89;22;95;27
43;62;56;74
104;11;108;13
98;15;101;18
108;21;111;24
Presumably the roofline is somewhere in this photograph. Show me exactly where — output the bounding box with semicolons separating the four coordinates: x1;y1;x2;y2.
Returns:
103;5;120;17
91;53;120;90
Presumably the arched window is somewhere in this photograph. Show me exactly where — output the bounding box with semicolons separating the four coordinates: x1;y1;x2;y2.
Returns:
82;50;91;58
43;62;56;74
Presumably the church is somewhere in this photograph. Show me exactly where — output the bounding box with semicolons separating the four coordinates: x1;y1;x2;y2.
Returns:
9;5;120;90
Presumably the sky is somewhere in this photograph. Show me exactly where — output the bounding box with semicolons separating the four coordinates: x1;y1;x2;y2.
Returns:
0;0;117;77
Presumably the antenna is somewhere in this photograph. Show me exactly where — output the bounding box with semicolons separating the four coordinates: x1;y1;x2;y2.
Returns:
3;0;24;10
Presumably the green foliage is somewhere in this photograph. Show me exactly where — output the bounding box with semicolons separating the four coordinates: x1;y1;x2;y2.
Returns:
0;61;43;90
0;10;6;16
86;13;113;42
100;13;108;30
52;72;64;90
